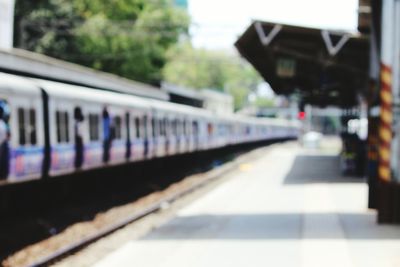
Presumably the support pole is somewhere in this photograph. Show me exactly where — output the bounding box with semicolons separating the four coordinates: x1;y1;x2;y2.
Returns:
378;0;395;223
378;64;393;182
367;15;381;209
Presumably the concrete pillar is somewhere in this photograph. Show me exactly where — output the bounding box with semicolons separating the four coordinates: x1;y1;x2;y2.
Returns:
392;0;400;181
378;0;394;183
377;0;398;223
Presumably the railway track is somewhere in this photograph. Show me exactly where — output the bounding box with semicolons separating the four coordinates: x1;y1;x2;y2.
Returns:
24;165;229;267
1;139;289;267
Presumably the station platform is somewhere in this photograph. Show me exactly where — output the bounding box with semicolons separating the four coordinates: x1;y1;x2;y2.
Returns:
92;139;400;267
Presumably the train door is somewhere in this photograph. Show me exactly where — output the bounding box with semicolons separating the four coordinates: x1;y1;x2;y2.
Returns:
186;118;193;152
154;111;167;158
107;107;126;164
207;120;214;149
176;117;184;154
130;111;145;161
192;119;199;151
73;106;85;169
83;104;103;169
142;114;150;159
125;112;131;160
6;94;45;181
167;114;177;156
183;118;191;153
164;117;170;156
150;113;159;157
102;107;112;163
197;118;207;151
49;98;75;175
185;118;194;153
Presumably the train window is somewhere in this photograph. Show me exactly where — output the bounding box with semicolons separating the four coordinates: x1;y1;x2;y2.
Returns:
64;112;70;142
159;119;165;137
246;126;250;135
143;116;148;139
192;121;198;136
176;120;180;136
29;109;37;145
114;116;122;139
176;120;181;136
163;119;167;136
18;108;26;145
164;118;169;137
56;111;61;143
183;120;187;135
125;113;130;141
134;117;140;138
183;120;188;136
157;119;161;137
176;119;180;135
156;118;160;137
171;119;176;136
151;118;156;138
179;120;184;135
56;110;70;143
188;120;193;135
89;114;100;141
17;107;37;146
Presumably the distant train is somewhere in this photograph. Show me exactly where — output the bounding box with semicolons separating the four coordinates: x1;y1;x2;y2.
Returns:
0;72;300;185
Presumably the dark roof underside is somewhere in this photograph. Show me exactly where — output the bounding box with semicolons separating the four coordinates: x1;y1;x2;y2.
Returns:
235;21;370;108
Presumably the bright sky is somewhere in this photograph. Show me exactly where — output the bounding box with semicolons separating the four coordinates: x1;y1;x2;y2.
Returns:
189;0;359;50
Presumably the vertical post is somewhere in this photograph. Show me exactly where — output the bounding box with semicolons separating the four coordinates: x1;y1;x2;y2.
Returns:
379;64;393;182
378;0;395;223
367;20;380;208
367;0;383;210
393;0;400;105
378;0;394;183
392;0;400;181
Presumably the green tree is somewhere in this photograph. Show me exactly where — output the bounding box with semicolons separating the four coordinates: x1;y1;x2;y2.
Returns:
163;43;262;110
14;0;189;84
14;0;81;60
73;0;189;83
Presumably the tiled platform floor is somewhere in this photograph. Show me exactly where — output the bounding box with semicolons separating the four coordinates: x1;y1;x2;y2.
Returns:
93;140;400;267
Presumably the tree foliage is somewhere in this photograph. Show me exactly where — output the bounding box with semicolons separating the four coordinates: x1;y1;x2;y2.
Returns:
14;0;189;84
162;43;262;110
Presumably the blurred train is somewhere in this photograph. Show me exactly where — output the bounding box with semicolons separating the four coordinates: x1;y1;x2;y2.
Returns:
0;72;300;185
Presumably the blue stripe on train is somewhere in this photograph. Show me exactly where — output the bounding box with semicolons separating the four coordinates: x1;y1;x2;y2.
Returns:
10;146;44;178
51;144;75;171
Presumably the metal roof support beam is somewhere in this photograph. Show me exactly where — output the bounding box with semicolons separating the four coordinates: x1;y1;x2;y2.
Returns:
254;22;282;46
321;30;351;56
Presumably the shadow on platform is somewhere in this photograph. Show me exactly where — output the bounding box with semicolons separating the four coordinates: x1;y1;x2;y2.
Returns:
283;154;364;185
143;212;400;241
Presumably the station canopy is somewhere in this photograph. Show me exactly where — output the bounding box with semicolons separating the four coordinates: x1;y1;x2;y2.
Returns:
235;21;370;108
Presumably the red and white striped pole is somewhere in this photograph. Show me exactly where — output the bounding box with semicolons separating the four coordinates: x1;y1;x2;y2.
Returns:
379;64;393;181
378;0;395;182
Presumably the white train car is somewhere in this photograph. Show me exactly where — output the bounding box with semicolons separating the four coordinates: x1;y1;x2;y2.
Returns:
0;72;299;185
